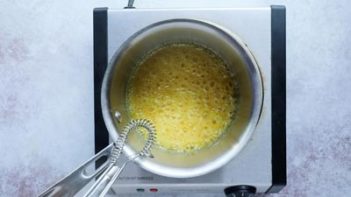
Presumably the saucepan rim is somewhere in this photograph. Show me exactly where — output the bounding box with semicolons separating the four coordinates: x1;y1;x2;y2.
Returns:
101;18;263;178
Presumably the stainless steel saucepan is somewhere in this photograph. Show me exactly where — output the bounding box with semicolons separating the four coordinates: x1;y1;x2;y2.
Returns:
101;19;263;178
40;19;263;197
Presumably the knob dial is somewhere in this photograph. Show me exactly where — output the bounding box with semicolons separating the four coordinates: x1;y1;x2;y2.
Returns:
224;185;256;197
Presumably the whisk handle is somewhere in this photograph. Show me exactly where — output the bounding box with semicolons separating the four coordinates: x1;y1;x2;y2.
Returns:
83;164;124;197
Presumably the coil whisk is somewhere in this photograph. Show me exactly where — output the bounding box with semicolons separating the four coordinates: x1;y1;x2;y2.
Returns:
109;119;156;164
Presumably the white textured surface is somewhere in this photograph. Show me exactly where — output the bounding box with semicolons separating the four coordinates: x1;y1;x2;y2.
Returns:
0;0;350;197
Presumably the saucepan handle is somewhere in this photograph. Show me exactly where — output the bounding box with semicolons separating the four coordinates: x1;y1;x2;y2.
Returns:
39;144;113;197
39;118;156;197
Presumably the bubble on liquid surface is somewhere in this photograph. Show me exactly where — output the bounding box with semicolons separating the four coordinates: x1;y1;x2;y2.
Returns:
127;43;239;152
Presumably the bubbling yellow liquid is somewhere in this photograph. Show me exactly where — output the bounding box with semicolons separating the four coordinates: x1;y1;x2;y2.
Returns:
127;43;238;152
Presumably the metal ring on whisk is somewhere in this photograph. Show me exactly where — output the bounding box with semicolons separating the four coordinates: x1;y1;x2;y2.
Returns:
109;119;156;164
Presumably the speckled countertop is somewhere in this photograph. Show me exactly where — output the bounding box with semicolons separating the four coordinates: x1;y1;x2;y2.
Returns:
0;0;350;196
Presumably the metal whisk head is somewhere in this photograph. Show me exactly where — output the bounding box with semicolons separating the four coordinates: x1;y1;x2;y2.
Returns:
109;119;156;164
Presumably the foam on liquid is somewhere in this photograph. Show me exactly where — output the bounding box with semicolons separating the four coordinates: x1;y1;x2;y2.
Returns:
127;43;238;152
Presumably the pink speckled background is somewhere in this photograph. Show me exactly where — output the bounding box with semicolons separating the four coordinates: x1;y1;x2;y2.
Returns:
0;0;350;197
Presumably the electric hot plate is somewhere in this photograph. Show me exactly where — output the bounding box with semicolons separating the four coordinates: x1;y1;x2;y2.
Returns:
93;6;286;196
